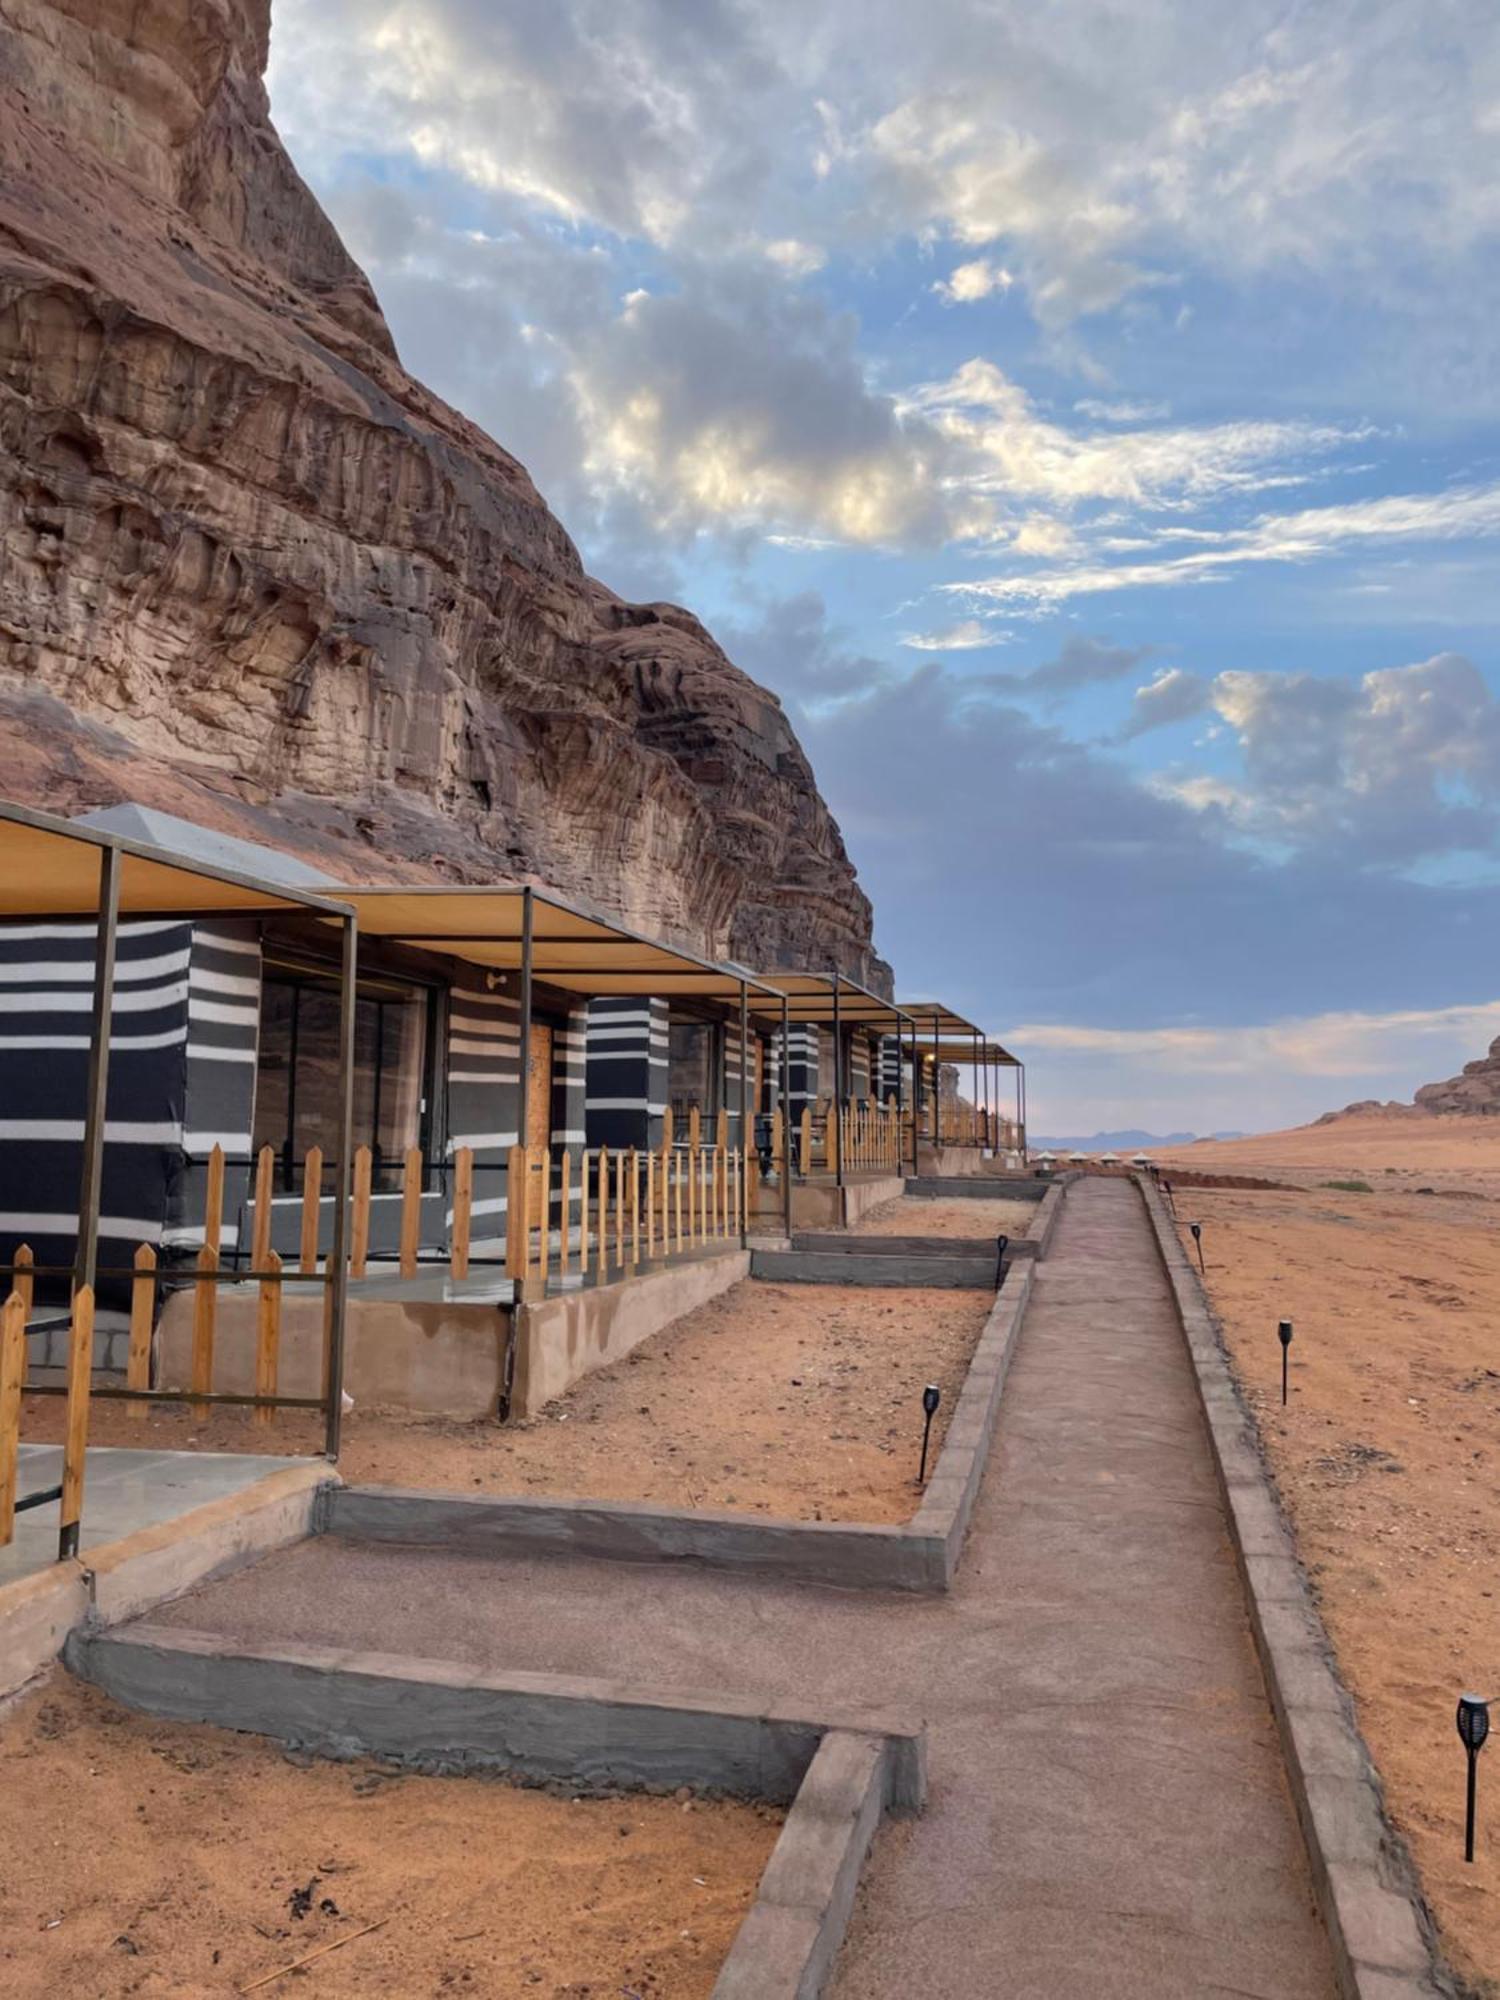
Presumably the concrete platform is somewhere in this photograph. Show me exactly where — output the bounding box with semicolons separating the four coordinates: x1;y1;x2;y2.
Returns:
130;1180;1338;1998
0;1444;299;1588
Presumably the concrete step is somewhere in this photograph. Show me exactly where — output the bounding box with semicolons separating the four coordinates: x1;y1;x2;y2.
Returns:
750;1247;998;1288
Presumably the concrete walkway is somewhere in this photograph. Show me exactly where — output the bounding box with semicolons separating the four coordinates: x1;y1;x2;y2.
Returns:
130;1180;1335;1997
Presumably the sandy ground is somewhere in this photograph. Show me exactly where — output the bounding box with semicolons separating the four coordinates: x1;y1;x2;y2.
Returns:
1170;1158;1500;1993
848;1196;1039;1238
1158;1109;1500;1196
21;1280;991;1525
0;1674;779;2000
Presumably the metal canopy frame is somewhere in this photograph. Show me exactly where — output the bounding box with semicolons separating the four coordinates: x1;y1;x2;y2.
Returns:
898;999;1025;1160
334;884;785;1246
749;972;914;1189
0;799;360;1557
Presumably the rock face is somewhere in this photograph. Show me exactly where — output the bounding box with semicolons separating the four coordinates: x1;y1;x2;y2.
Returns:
0;0;885;983
1413;1039;1500;1116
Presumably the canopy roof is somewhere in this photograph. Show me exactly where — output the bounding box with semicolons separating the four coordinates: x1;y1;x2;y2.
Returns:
748;970;909;1028
0;800;353;920
900;999;1020;1066
336;885;779;1002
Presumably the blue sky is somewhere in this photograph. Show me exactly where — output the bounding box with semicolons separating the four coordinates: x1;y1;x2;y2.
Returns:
267;0;1500;1134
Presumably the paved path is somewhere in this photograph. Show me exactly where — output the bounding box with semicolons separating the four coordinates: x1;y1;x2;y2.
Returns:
140;1179;1335;1997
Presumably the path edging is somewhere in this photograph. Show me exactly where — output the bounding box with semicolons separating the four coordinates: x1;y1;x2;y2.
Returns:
1136;1174;1455;2000
326;1256;1038;1593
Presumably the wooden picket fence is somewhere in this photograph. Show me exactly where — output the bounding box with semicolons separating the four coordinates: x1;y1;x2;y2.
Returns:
502;1135;752;1290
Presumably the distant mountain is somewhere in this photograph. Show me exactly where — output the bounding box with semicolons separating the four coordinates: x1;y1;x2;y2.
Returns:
1029;1129;1245;1152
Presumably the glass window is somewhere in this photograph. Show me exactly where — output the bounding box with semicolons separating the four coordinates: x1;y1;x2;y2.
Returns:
668;1020;717;1121
253;965;430;1190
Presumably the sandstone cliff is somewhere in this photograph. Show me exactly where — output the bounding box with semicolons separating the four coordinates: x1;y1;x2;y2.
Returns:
1412;1039;1500;1116
0;0;884;983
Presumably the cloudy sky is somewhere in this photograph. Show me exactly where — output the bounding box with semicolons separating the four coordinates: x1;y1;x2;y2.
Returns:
268;0;1500;1136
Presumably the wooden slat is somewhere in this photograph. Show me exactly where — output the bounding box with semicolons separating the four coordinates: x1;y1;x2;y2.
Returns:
250;1145;274;1272
537;1151;553;1286
398;1146;422;1278
254;1249;282;1428
299;1146;323;1275
559;1150;572;1278
350;1145;373;1280
59;1284;94;1545
597;1145;611;1272
451;1146;474;1280
614;1148;625;1274
12;1243;33;1321
506;1145;530;1281
645;1148;656;1260
688;1105;701;1152
125;1243;155;1423
202;1143;225;1260
190;1244;216;1412
0;1290;25;1547
799;1107;812;1176
629;1151;640;1268
673;1146;683;1252
579;1150;592;1278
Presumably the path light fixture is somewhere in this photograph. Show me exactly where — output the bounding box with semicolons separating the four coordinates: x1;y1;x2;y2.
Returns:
1162;1177;1175;1213
1189;1221;1205;1274
918;1383;942;1486
995;1233;1009;1291
1458;1694;1490;1863
1278;1319;1293;1406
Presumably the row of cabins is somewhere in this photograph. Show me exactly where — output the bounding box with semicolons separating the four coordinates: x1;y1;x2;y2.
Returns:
0;799;1024;1559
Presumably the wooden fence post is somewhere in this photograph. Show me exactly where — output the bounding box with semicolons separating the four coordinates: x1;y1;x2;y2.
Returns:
629;1151;640;1268
190;1245;216;1414
799;1106;812;1177
254;1249;282;1428
59;1284;95;1552
645;1148;656;1260
505;1144;531;1282
559;1150;572;1278
299;1146;323;1275
451;1146;474;1280
398;1146;422;1278
0;1290;25;1547
126;1243;155;1423
203;1143;225;1261
614;1148;626;1274
251;1144;273;1272
596;1145;611;1273
673;1144;683;1252
579;1150;592;1278
12;1244;33;1322
350;1145;372;1280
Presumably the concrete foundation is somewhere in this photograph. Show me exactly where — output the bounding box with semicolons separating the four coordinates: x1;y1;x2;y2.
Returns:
511;1249;749;1417
750;1247;997;1288
754;1176;905;1232
158;1248;750;1422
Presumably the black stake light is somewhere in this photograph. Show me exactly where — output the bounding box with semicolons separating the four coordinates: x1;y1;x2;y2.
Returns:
994;1232;1010;1291
1189;1220;1205;1274
1162;1177;1175;1214
1278;1319;1293;1405
1458;1695;1490;1863
918;1383;941;1485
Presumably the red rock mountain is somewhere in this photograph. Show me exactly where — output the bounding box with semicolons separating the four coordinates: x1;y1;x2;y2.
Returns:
0;0;885;982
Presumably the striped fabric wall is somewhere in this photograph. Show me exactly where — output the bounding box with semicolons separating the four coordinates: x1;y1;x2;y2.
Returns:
585;997;668;1150
878;1034;903;1102
0;918;192;1303
165;923;262;1252
847;1031;871;1101
445;971;518;1251
779;1024;820;1120
553;1004;587;1229
721;1021;753;1147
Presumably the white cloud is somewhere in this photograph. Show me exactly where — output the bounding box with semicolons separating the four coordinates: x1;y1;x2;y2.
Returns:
1012;1000;1500;1082
934;257;1016;304
899;619;1008;651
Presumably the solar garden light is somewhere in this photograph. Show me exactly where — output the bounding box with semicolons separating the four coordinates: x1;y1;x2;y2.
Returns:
994;1232;1010;1291
1458;1694;1490;1863
1189;1220;1205;1273
1278;1319;1293;1406
918;1383;941;1486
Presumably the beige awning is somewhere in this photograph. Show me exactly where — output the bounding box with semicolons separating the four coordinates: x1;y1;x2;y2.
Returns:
0;801;353;920
336;885;780;1002
899;1000;1020;1066
747;971;910;1029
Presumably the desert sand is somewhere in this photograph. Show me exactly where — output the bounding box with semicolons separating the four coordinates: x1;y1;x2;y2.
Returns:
848;1196;1039;1238
1164;1113;1500;1991
20;1279;991;1525
0;1674;779;1999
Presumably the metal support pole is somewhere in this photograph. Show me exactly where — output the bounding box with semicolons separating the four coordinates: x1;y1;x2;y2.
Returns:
738;982;749;1245
894;1018;905;1160
323;911;358;1460
516;887;534;1147
908;1021;920;1174
73;846;120;1301
779;995;793;1238
972;1029;980;1148
59;844;121;1562
830;972;844;1188
932;1013;940;1149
